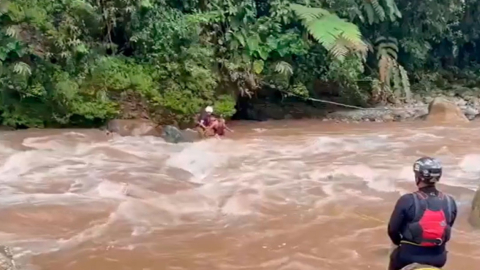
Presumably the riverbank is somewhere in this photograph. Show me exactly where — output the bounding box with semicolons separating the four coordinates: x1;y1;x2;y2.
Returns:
0;86;479;134
232;87;480;123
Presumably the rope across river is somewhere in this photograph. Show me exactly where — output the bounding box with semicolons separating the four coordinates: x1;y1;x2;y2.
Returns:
277;89;427;111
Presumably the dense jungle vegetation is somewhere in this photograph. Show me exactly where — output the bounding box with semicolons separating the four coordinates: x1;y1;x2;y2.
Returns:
1;0;480;128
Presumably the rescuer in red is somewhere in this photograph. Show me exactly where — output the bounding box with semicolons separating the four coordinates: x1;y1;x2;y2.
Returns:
387;157;457;270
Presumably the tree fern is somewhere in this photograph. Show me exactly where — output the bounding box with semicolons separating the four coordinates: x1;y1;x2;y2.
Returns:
375;36;411;101
290;3;367;59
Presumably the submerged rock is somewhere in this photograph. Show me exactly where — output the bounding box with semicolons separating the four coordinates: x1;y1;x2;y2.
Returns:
0;246;17;270
106;119;162;137
161;125;201;143
468;186;480;228
425;97;469;123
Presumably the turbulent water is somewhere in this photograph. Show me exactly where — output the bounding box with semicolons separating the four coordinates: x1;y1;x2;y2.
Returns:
0;120;479;270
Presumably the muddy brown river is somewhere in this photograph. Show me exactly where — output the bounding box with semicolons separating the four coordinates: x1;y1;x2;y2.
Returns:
0;120;479;270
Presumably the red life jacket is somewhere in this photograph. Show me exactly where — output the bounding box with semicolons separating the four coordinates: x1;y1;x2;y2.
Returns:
401;191;453;247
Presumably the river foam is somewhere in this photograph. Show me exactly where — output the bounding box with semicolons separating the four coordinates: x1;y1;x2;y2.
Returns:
0;122;478;269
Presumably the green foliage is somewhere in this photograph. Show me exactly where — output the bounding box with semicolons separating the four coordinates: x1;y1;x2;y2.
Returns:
0;0;480;128
324;54;368;105
214;95;237;117
290;3;367;60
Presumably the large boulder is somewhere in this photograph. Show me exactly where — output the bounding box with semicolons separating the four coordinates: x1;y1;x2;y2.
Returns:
468;186;480;228
161;125;202;143
425;97;469;123
106;119;162;137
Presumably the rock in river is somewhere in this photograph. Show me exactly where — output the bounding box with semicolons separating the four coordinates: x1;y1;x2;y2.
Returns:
161;125;201;143
425;97;469;123
106;119;162;137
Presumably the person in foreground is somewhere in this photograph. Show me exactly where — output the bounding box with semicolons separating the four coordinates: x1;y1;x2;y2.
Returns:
196;106;233;138
387;157;457;270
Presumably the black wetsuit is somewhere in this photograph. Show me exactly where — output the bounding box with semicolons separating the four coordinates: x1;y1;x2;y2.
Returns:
197;110;211;127
387;186;457;270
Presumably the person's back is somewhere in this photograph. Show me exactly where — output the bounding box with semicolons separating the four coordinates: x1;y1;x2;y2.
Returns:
197;106;213;128
213;117;226;136
387;157;457;270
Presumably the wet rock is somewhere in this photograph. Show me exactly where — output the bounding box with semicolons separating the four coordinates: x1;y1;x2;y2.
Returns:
243;107;269;121
106;119;162;137
423;96;434;104
454;97;467;107
326;108;386;122
425;97;469;123
0;126;14;131
392;110;409;121
452;96;479;119
161;125;201;144
463;106;479;120
262;104;287;120
414;113;428;120
468;186;480;228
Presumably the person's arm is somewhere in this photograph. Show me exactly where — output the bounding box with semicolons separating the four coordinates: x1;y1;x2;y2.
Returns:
198;120;207;129
196;112;209;128
387;194;411;246
448;196;458;227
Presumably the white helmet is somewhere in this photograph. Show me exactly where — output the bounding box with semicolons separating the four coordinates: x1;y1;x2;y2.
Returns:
205;106;213;113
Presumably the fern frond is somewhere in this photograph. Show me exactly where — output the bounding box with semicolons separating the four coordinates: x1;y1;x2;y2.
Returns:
384;0;402;20
360;0;401;24
375;36;398;60
378;54;392;85
274;61;293;76
376;43;398;59
13;62;31;76
5;26;18;38
290;4;330;22
392;67;402;96
398;65;411;99
291;4;368;59
369;0;385;21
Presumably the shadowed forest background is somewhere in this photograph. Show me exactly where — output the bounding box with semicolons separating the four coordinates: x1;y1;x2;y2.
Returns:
1;0;480;128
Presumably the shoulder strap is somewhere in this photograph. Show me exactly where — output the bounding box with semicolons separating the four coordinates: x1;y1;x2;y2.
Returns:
412;192;422;221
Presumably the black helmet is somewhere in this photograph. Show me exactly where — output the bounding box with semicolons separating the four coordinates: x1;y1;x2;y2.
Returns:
413;157;442;184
